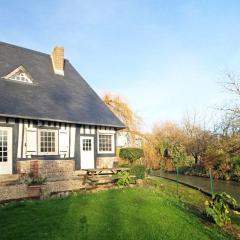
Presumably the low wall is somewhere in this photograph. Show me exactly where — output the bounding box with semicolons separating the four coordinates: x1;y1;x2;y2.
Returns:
0;184;28;202
0;158;121;203
45;179;85;193
16;160;75;178
96;157;118;168
0;178;85;203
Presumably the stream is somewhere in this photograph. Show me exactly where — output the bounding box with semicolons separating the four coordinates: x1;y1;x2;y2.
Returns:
154;171;240;204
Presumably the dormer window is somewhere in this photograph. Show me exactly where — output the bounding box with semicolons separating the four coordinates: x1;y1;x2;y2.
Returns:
2;66;33;84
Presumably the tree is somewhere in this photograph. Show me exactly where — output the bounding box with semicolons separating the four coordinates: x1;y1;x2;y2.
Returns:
153;122;187;146
183;114;210;164
103;93;141;131
219;73;240;127
103;93;143;148
149;122;188;170
142;133;161;168
171;145;187;167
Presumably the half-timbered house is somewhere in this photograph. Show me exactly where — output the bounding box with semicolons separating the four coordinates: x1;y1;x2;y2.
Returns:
0;42;124;175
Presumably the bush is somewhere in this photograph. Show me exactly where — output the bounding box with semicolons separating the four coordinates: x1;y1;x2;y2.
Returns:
131;165;146;179
231;156;240;181
232;156;240;171
191;164;206;175
178;166;192;174
119;148;144;163
116;147;121;157
205;192;239;226
19;172;46;185
116;171;131;186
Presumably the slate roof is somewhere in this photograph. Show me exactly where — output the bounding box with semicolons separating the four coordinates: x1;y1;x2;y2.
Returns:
0;42;125;128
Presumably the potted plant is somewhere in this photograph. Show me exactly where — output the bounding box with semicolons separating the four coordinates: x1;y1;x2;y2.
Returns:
26;172;46;198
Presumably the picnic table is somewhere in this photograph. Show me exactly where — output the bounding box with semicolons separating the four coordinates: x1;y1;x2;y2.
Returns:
84;168;131;176
82;168;133;187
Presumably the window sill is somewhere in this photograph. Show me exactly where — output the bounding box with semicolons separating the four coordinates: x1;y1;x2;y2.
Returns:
98;151;115;154
38;153;59;156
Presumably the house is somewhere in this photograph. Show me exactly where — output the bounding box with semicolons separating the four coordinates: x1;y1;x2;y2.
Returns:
0;42;125;176
117;131;143;149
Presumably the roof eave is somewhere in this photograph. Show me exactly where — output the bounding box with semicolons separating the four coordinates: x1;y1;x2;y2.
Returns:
0;113;126;129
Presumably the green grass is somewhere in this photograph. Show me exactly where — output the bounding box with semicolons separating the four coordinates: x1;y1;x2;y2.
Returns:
146;177;208;203
147;176;240;236
0;184;233;240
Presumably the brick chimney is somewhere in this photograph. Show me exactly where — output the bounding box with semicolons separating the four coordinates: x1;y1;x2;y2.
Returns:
51;46;64;76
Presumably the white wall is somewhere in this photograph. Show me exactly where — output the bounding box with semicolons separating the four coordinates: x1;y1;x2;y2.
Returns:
19;120;76;159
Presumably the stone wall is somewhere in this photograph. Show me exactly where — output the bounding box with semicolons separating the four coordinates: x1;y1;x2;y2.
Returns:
0;158;121;203
0;184;28;202
96;157;118;168
0;178;86;203
16;160;75;178
45;179;85;194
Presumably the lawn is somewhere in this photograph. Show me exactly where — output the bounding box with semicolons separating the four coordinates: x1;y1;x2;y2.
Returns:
0;181;234;240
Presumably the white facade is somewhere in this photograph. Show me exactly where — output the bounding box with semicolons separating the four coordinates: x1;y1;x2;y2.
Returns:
116;131;143;148
0;117;118;174
20;120;76;159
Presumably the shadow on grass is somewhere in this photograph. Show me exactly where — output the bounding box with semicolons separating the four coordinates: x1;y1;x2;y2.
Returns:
89;189;123;240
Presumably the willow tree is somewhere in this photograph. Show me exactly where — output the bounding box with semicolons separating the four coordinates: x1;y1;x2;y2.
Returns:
103;93;142;146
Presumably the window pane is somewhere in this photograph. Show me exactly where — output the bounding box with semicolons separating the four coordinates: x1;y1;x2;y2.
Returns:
99;134;113;152
40;130;56;153
0;130;8;162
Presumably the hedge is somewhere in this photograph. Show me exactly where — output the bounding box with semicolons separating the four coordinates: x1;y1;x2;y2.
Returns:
119;148;144;163
131;165;146;179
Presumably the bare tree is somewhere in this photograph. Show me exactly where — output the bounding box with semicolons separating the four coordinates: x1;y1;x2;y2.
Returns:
182;113;210;164
219;73;240;121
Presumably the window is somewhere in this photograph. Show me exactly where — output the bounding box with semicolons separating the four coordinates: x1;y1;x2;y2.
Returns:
38;129;58;155
83;139;92;151
3;66;33;84
0;130;8;162
98;133;114;153
9;71;32;83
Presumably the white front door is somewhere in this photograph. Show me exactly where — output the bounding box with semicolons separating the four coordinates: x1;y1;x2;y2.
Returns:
80;136;95;169
0;127;12;174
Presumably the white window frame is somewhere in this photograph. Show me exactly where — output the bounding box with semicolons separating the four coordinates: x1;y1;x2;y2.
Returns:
97;130;115;154
3;66;33;84
38;129;59;155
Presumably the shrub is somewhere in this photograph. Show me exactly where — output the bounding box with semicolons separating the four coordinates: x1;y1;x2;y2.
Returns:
178;166;192;174
191;164;206;175
119;148;144;163
214;159;224;171
116;147;121;157
205;192;239;226
232;156;240;171
131;165;146;179
231;156;240;181
19;172;47;186
116;171;131;186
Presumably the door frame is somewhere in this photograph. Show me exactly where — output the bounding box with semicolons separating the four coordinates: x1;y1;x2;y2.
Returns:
80;136;95;169
0;126;13;174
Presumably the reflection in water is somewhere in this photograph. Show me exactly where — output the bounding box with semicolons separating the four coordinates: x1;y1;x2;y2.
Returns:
157;171;240;204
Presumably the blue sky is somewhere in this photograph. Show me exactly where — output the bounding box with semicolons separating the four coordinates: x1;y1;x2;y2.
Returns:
1;0;240;130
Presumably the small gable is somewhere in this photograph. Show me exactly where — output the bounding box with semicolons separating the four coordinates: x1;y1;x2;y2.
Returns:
2;66;33;84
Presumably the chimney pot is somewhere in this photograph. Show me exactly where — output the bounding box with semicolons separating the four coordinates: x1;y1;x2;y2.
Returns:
51;46;64;76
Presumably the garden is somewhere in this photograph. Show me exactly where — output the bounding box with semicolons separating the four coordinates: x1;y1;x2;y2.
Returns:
0;177;237;240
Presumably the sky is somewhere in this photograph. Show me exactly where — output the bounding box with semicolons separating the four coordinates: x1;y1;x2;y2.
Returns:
1;0;240;131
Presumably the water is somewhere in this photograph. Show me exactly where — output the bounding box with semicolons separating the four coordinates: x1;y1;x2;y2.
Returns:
156;171;240;204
